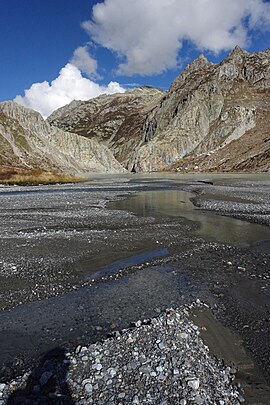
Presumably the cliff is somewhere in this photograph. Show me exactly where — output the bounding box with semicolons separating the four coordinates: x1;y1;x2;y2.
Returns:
0;101;124;174
2;47;269;175
47;87;165;166
128;47;270;172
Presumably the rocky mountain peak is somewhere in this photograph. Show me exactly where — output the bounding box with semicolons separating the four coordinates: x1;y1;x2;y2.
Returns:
169;54;214;93
228;45;248;57
0;100;125;174
217;46;270;88
179;54;212;76
0;101;50;136
47;99;84;124
189;54;211;68
127;47;269;172
223;45;249;66
0;101;41;121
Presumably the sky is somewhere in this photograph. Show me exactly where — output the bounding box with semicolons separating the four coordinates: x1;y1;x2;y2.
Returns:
0;0;269;118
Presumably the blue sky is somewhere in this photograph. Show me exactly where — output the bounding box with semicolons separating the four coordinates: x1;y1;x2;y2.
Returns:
1;0;269;117
0;0;91;100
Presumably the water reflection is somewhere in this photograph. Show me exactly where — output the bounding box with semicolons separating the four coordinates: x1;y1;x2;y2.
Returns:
86;248;169;280
111;190;270;247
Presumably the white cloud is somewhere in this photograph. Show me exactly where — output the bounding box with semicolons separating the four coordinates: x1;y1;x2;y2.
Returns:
82;0;270;75
14;63;125;118
70;46;99;78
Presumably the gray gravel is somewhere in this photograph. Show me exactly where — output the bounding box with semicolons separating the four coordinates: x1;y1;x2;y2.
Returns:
189;178;270;226
1;306;242;404
1;174;269;403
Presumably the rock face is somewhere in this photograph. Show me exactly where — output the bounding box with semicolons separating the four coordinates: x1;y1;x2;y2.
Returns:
47;87;165;166
49;47;270;173
0;101;124;174
128;47;270;172
2;47;269;174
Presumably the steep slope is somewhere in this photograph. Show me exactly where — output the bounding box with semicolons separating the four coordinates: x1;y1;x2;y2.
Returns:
47;87;165;166
128;47;270;172
171;90;270;173
7;47;269;174
0;102;124;174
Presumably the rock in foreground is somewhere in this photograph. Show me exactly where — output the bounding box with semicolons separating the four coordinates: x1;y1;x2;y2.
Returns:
2;307;242;404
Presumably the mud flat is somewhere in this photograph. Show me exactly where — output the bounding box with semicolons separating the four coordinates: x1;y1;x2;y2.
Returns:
0;173;269;403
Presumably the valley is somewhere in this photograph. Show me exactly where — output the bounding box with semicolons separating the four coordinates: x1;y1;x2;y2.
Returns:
0;46;269;404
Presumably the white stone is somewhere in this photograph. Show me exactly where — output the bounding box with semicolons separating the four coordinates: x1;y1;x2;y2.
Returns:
187;378;200;390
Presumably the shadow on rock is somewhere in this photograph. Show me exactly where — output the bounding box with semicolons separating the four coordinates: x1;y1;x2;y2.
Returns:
7;348;75;404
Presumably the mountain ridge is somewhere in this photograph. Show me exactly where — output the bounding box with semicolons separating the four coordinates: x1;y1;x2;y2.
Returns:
0;101;125;175
47;87;165;166
128;46;270;172
1;46;269;176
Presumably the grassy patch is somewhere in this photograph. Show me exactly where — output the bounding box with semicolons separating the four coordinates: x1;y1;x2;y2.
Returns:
0;167;88;186
13;131;31;151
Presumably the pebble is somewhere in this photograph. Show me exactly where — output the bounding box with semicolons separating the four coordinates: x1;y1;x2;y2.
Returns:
0;306;242;404
158;341;166;350
75;345;82;354
187;378;200;390
195;396;204;405
84;383;93;393
82;378;92;387
94;363;102;371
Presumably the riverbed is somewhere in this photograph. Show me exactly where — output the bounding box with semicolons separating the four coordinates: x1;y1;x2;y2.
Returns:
0;173;269;403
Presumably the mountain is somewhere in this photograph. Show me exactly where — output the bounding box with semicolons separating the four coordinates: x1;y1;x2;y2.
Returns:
49;47;270;173
1;47;269;176
0;101;124;174
128;47;270;172
48;87;165;167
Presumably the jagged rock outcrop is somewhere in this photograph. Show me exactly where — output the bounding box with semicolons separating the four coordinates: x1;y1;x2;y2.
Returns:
48;47;269;173
128;47;270;172
0;102;124;174
3;47;269;175
47;87;165;166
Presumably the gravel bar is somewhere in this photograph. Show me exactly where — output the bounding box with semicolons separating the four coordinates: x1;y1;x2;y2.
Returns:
1;306;242;404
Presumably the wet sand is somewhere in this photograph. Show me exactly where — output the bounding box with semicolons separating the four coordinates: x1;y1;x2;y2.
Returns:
0;174;269;403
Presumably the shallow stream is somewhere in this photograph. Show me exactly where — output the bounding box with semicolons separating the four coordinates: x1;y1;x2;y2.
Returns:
0;174;269;399
109;189;270;247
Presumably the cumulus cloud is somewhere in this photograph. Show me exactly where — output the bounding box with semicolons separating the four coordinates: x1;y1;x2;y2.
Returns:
82;0;270;75
70;46;99;78
14;63;125;118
